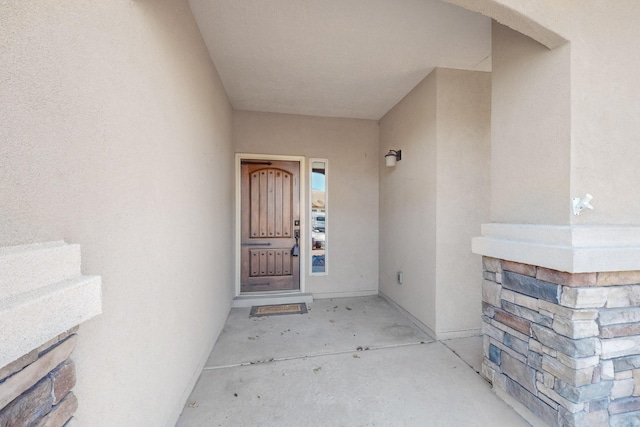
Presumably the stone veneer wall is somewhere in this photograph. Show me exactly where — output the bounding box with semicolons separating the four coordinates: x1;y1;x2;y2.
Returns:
0;327;79;427
481;257;640;426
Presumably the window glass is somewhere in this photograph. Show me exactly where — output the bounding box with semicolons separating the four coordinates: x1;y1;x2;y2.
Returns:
310;160;327;275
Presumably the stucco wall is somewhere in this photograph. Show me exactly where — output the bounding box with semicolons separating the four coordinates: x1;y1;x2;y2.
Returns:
491;22;571;225
233;111;379;297
435;69;491;335
569;2;640;226
379;69;491;338
0;1;234;426
379;72;438;331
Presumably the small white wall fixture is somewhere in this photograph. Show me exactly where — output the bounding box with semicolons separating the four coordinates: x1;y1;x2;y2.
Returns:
572;193;594;215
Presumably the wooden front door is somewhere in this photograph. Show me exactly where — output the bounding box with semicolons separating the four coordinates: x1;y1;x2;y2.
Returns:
241;159;300;293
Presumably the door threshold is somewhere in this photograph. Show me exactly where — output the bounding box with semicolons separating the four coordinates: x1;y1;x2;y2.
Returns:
232;292;313;308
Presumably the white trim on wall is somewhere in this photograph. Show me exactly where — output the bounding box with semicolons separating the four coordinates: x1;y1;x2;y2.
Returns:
472;223;640;273
234;153;307;297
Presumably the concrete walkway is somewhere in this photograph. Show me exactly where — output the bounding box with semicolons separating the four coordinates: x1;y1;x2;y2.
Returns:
176;296;530;427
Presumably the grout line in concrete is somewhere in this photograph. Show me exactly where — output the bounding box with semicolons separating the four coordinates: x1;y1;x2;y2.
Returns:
202;340;436;371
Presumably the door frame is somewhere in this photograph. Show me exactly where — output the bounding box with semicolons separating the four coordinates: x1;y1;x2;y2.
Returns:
235;153;306;296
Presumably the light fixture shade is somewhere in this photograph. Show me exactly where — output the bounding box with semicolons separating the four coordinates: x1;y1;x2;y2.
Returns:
385;153;397;167
385;149;401;167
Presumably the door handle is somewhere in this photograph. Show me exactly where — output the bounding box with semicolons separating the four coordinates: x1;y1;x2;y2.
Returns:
242;242;272;247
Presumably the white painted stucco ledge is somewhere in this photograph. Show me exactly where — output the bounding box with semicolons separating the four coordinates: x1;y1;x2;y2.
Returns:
472;224;640;273
0;241;102;369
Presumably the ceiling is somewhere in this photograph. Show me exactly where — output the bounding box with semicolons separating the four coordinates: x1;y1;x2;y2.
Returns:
189;0;491;120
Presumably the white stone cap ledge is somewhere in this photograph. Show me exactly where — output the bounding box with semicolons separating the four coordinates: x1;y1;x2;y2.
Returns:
0;241;102;369
472;224;640;273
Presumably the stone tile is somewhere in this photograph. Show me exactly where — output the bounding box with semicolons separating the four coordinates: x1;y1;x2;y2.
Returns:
543;372;555;388
599;307;640;325
0;335;77;410
489;344;501;365
552;316;599;339
612;378;635;400
601;336;640;360
538;300;598;320
50;360;75;405
537;380;584;413
483;271;497;282
503;333;528;356
537;268;597;287
482;321;505;342
0;378;52;427
537;390;560;410
586;397;609;412
554;378;613;403
494;310;531;336
599;323;640;339
502;260;536;277
558;407;609;427
606;285;640;308
609;396;640;415
528;351;543;370
483;257;502;273
481;302;495;318
617;370;634;380
560;287;607;309
610;411;640;427
531;324;598;358
542;355;595;387
634;369;640;397
602;360;615;380
0;349;38;382
556;352;600;370
481;362;496;383
501;289;516;303
529;338;544;354
501;352;537;394
503;376;558;426
490;337;527;364
35;392;78;427
597;271;640;286
482;280;502;307
513;292;542;312
491;319;530;343
502;300;551;328
502;271;560;304
614;356;640;372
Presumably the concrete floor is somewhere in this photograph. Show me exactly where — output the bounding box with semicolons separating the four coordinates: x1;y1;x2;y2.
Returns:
176;296;530;427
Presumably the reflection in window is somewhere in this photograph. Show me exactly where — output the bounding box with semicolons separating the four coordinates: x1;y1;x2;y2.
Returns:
311;160;327;274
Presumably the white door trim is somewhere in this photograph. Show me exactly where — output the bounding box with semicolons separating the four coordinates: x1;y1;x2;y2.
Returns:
235;153;306;297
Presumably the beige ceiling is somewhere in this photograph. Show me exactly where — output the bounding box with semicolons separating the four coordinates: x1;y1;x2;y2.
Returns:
189;0;491;120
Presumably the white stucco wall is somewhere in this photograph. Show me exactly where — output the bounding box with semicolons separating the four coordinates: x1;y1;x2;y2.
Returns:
1;1;234;426
233;111;379;297
379;69;491;338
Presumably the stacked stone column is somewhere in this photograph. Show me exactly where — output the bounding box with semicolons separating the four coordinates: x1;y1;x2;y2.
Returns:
0;327;79;427
481;257;640;426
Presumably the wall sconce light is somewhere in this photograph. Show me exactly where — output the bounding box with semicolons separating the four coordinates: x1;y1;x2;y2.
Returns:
572;194;594;215
385;149;402;167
